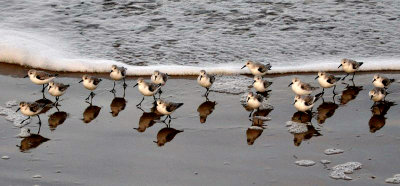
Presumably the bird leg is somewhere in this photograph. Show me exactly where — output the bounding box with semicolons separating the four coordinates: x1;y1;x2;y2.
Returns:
349;72;355;81
123;78;127;88
248;109;254;117
20;116;30;125
342;73;349;80
110;81;116;93
136;97;145;107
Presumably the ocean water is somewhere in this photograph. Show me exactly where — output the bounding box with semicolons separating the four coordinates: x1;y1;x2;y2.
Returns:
0;0;399;75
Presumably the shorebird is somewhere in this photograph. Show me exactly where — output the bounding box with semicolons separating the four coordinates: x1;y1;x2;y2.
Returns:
79;75;102;103
47;81;69;104
151;70;168;96
246;92;263;117
25;69;57;94
110;65;127;93
133;78;161;107
293;93;322;113
241;60;272;76
338;58;363;81
369;87;387;103
289;77;319;95
197;70;215;97
372;74;395;89
16;101;49;132
315;72;341;95
156;99;184;124
253;75;273;93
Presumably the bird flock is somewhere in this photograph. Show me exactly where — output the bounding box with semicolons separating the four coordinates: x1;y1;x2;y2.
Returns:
17;58;395;135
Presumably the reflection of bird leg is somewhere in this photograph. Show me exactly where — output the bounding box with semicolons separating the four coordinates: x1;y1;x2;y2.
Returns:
123;78;127;88
332;85;337;95
136;97;144;107
332;94;337;104
122;86;126;98
37;115;42;134
321;97;325;103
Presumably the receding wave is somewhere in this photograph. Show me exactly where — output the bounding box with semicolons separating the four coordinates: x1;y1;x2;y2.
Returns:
1;30;400;76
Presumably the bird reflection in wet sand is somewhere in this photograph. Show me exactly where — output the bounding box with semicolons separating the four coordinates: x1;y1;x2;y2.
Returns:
48;107;68;131
110;87;127;117
252;108;273;126
154;127;183;147
18;133;50;152
293;124;321;146
291;111;312;123
197;99;217;124
246;126;264;145
134;105;162;133
316;96;339;124
369;101;395;133
339;83;363;105
82;104;101;124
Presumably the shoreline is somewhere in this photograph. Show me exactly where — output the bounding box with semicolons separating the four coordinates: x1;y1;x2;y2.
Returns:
2;62;400;78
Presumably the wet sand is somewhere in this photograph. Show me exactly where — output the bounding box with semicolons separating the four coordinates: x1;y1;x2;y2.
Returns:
1;65;400;185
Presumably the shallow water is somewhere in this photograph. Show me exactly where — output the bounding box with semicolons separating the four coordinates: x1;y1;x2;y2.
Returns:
0;72;400;185
0;1;400;74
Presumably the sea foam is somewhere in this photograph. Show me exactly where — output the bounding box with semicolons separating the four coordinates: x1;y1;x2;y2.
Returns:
1;30;400;76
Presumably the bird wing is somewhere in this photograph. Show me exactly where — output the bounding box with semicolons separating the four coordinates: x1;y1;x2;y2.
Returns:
28;102;41;112
166;102;184;112
209;75;216;84
162;73;168;82
148;83;160;92
58;84;70;92
120;67;127;76
301;83;318;91
327;74;339;84
36;71;53;80
263;80;273;88
303;96;315;106
92;77;102;85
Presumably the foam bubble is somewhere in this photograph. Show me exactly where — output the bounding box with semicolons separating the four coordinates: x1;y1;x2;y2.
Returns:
5;100;18;108
286;121;309;134
17;128;31;138
386;174;400;184
0;106;31;127
295;160;316;167
324;148;344;155
329;162;362;180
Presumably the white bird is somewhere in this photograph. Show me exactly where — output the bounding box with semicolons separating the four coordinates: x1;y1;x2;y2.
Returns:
315;72;341;95
197;70;215;97
156;99;184;124
48;81;70;104
338;58;363;81
246;92;263;117
110;65;127;92
289;77;319;95
253;75;273;93
151;70;168;96
369;87;387;103
372;74;395;89
133;78;161;107
241;60;272;76
16;101;49;132
79;75;102;102
25;69;58;93
293;94;322;113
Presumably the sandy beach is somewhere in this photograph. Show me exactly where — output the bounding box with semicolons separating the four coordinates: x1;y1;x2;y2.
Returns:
0;64;399;185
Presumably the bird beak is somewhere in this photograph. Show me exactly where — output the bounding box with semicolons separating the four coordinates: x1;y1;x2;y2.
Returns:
153;141;157;144
23;75;28;78
288;82;293;87
372;79;375;83
133;83;138;87
338;64;342;68
315;76;319;80
15;108;20;112
78;80;83;83
110;70;113;73
370;95;373;100
252;80;256;84
241;65;246;69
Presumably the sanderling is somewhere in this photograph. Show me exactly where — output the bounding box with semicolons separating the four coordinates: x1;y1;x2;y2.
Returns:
82;105;101;123
16;102;49;132
246;92;263;117
133;78;161;107
151;70;168;96
197;100;217;123
253;75;273;93
372;74;395;89
293;93;322;113
289;77;319;95
338;58;363;81
241;60;272;76
47;81;69;104
369;87;387;103
156;99;184;124
79;75;102;102
154;127;183;146
24;69;58;93
110;65;127;92
197;70;215;97
315;72;341;95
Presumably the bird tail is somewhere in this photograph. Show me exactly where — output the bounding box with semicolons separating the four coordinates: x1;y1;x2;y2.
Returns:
176;103;184;109
335;77;341;82
358;62;364;66
266;63;272;70
390;79;396;83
